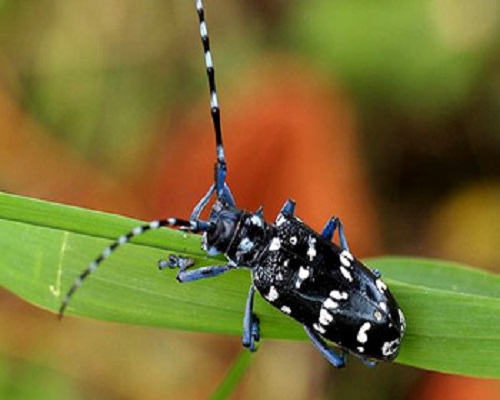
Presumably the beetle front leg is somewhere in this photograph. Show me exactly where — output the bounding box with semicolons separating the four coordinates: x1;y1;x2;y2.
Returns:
242;284;260;352
159;255;234;282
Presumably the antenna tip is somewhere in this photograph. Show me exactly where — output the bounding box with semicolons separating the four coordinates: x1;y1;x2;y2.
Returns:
58;304;66;320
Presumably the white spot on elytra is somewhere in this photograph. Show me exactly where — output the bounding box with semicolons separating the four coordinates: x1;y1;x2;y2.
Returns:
323;298;338;310
276;272;283;281
307;237;317;260
399;309;406;335
340;266;353;282
290;236;298;245
281;305;291;314
319;309;333;326
269;237;281;251
313;323;326;334
357;322;371;344
265;286;279;302
330;290;349;300
339;250;354;267
376;279;387;293
382;339;400;357
357;346;364;353
298;266;309;279
374;310;382;321
379;302;387;312
295;266;310;288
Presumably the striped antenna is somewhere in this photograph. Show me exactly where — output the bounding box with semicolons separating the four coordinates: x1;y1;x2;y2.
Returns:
58;218;210;318
195;0;225;164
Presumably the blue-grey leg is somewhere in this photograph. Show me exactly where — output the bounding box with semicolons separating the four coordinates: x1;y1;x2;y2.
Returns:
190;181;234;223
361;358;377;368
222;183;235;207
160;255;234;283
280;199;296;217
159;255;194;271
322;218;380;277
215;161;227;201
190;184;215;220
304;325;346;368
213;160;236;207
321;217;349;252
242;284;260;352
177;265;232;283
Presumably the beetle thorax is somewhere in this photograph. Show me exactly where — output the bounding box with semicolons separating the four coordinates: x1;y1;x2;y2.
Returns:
202;202;272;267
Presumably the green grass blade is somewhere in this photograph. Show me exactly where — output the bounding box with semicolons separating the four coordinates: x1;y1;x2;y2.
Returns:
0;192;499;377
209;351;252;400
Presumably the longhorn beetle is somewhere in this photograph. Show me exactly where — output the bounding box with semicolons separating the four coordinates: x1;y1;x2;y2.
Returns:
59;0;406;368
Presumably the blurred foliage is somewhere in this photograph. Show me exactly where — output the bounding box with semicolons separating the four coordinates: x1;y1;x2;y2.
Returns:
289;0;499;115
0;355;83;400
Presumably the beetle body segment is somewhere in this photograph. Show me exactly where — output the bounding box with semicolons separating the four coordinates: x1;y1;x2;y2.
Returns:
204;202;406;362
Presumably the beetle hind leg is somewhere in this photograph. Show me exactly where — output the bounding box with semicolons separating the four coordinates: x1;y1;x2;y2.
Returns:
304;325;346;368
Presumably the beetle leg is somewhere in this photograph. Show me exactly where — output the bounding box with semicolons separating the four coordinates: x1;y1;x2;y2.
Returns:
190;181;234;221
372;269;381;278
222;183;235;207
304;325;346;368
321;217;349;251
175;264;232;282
190;184;215;220
279;199;296;217
214;160;236;207
242;284;260;352
158;255;195;271
360;358;377;368
161;256;235;283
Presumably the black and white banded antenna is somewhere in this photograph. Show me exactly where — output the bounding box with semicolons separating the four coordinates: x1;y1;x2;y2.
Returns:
58;0;224;318
195;0;230;201
58;218;211;318
196;0;224;164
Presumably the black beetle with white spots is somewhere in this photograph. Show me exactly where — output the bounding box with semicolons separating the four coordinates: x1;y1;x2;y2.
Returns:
59;0;406;368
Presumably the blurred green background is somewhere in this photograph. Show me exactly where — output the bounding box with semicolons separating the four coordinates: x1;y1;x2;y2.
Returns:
0;0;499;399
